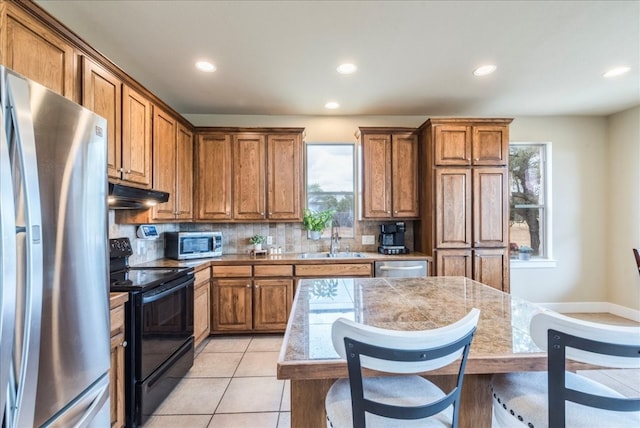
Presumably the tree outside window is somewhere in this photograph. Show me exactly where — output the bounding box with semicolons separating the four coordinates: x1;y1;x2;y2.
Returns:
509;143;549;259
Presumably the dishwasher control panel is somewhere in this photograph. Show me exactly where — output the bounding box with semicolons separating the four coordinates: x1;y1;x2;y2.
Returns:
374;260;428;278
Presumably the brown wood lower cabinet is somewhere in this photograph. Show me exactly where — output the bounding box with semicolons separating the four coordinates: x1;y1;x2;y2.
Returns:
109;294;128;428
435;248;509;292
211;264;293;333
194;267;211;347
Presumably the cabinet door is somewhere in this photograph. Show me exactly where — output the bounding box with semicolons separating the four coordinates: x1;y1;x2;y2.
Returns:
233;133;266;220
2;4;75;99
175;124;193;220
434;125;471;166
391;133;419;218
435;168;471;248
194;280;211;347
196;134;232;220
267;134;302;220
121;85;152;188
472;125;508;166
435;249;472;277
253;279;293;331
212;279;253;331
82;58;122;181
474;248;509;292
151;108;177;220
362;134;392;218
473;167;508;247
109;332;126;428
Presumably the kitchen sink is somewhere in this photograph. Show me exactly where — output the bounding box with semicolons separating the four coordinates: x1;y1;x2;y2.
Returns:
298;252;368;259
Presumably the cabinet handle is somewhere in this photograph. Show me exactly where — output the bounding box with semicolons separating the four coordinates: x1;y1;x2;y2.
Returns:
122;340;127;348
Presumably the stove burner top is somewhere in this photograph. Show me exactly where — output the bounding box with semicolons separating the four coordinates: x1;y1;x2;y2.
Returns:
110;266;192;291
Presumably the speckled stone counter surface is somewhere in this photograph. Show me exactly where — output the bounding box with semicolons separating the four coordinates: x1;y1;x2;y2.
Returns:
133;251;431;270
278;276;549;428
278;276;545;380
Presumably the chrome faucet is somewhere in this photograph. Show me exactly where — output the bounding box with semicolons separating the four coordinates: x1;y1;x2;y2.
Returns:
329;218;340;256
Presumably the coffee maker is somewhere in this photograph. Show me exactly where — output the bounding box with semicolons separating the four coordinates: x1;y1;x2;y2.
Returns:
378;222;409;254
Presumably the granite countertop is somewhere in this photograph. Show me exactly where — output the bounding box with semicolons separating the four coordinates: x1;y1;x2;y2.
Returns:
133;252;431;270
277;276;547;379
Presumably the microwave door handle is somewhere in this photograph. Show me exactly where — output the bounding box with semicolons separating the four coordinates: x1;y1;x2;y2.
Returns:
6;73;44;428
0;95;18;422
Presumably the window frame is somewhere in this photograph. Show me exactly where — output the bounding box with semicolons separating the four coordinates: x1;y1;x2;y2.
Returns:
509;142;556;268
304;142;357;239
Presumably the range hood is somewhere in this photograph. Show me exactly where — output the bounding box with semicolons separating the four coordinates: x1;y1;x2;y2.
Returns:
108;182;169;209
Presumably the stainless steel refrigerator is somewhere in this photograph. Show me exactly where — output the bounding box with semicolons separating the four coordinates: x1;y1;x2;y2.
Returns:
0;67;110;427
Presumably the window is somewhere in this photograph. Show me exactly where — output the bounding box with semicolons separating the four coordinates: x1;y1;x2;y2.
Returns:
509;143;552;261
306;143;355;238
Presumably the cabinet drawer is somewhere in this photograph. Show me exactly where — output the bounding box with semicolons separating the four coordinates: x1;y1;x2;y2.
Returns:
295;263;372;277
195;267;211;286
212;265;252;277
110;305;125;337
254;265;293;277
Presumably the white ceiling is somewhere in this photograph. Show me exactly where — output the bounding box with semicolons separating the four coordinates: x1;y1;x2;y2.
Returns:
35;0;640;117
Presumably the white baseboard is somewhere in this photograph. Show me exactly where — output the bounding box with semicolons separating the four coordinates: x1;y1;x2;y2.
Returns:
540;301;640;322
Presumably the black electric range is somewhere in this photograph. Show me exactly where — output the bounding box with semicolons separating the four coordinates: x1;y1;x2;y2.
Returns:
109;237;194;427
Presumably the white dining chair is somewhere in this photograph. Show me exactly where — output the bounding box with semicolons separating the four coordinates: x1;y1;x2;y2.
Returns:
491;310;640;427
325;308;480;427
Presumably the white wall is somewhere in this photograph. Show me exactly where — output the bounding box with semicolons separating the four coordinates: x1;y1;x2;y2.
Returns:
184;113;627;305
606;106;640;310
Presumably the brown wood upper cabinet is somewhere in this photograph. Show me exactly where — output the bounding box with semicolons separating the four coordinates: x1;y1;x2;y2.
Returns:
82;57;152;188
151;107;193;221
1;2;76;100
196;128;303;222
434;123;509;166
360;128;419;219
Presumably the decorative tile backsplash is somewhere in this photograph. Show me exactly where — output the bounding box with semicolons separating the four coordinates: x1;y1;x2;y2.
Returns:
109;210;413;265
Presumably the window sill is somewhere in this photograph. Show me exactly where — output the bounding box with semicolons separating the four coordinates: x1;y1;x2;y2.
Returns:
510;259;557;269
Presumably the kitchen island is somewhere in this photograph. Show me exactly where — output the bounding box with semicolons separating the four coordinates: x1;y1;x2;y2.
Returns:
277;276;547;428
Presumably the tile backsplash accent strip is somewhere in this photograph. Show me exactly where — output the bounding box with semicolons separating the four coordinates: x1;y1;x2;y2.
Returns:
110;210;413;264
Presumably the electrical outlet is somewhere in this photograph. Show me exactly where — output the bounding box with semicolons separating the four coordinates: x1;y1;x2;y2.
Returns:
362;235;375;245
266;236;273;245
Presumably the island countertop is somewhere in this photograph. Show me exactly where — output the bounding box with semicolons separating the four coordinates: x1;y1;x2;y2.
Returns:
277;276;549;428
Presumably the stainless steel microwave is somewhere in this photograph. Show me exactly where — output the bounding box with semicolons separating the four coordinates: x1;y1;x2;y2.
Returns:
165;231;222;260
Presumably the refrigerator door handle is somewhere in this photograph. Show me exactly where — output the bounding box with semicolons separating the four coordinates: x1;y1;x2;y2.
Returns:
5;72;44;428
0;90;18;426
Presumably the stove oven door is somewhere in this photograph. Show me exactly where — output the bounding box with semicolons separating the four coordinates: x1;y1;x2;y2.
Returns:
135;275;194;381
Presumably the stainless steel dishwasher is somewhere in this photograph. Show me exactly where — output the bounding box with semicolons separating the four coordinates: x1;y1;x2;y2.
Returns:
374;260;428;277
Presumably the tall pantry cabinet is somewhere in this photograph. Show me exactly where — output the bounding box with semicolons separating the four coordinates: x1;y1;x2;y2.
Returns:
416;118;512;292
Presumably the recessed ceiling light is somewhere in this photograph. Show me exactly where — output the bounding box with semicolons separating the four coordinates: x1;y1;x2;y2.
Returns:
337;63;357;74
473;64;497;76
195;61;216;72
603;66;630;78
325;101;340;109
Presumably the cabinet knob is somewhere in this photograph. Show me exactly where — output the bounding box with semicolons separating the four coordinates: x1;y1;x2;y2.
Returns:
394;210;398;214
126;169;132;174
261;212;265;216
255;285;260;289
122;340;127;348
246;284;251;288
119;167;124;173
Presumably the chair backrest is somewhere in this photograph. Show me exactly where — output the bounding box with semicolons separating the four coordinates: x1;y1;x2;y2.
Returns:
529;310;640;368
331;309;479;426
332;308;480;374
529;310;640;426
634;248;640;276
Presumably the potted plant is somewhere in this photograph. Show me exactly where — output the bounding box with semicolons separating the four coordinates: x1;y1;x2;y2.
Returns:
518;245;533;261
303;208;334;240
249;234;266;250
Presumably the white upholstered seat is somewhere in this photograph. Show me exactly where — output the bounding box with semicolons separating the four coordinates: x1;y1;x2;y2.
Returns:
491;310;640;427
325;308;480;428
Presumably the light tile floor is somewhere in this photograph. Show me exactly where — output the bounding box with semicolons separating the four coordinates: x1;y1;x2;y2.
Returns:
144;334;289;428
143;313;640;427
